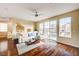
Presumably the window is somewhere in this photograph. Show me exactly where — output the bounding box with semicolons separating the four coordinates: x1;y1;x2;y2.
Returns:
39;22;44;35
44;21;49;35
39;20;57;41
49;20;57;41
0;23;8;32
59;17;71;38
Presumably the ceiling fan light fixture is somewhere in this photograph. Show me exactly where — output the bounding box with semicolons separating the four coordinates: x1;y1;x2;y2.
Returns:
35;13;38;17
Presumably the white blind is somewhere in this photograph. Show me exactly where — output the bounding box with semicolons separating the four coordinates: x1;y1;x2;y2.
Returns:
0;23;8;32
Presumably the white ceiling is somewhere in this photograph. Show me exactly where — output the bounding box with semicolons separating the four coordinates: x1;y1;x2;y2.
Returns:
0;3;79;22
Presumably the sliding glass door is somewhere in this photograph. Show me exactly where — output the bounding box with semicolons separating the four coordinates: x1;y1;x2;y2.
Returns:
39;20;57;42
49;20;57;41
44;21;50;40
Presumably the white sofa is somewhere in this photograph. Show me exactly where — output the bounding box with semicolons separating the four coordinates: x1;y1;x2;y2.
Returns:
15;32;39;55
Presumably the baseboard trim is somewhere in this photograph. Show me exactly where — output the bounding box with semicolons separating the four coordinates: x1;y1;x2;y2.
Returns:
57;41;79;49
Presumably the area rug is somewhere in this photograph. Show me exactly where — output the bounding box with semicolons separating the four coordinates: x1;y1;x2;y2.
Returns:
16;42;44;55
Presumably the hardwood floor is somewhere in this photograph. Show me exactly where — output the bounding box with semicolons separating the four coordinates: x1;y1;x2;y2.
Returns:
20;41;79;56
0;38;8;56
1;40;79;56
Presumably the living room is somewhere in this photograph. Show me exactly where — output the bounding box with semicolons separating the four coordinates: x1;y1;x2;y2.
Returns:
0;3;79;56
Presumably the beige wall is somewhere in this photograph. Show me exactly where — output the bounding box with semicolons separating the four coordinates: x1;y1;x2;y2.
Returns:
37;9;79;48
57;9;79;48
15;18;35;32
34;22;39;31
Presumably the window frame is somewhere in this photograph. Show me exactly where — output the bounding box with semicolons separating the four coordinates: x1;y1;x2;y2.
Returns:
0;23;8;32
59;16;72;38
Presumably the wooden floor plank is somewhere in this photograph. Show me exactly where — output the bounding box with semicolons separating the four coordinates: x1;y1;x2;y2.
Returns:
5;40;79;56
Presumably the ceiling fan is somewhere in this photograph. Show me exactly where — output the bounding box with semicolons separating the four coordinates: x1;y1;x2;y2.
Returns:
29;8;42;17
35;11;38;17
